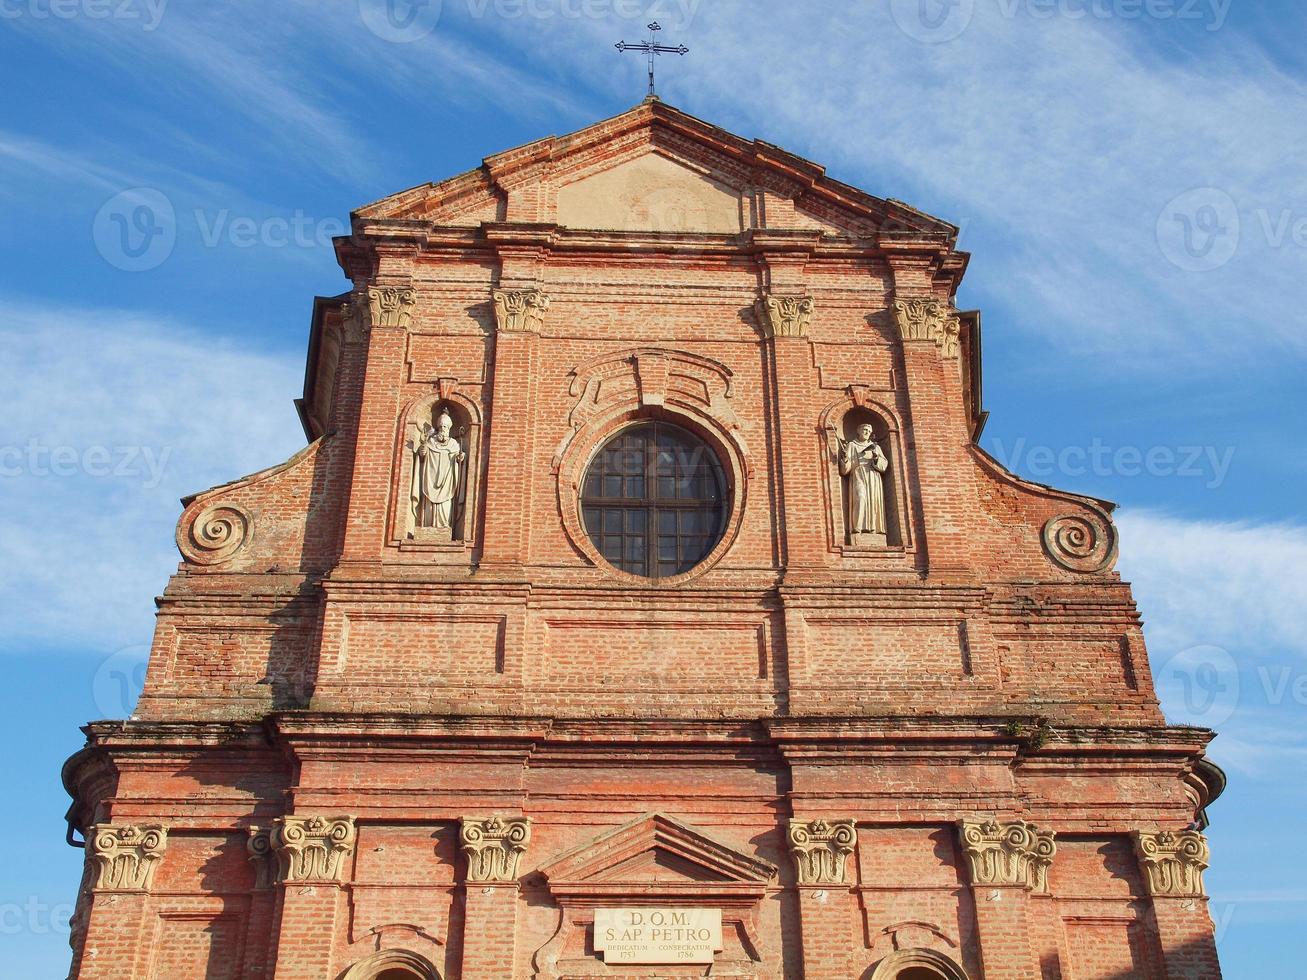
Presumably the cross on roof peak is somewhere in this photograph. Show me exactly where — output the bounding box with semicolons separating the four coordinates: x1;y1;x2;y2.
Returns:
614;22;689;101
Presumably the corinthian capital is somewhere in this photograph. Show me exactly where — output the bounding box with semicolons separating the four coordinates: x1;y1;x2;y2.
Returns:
89;824;168;892
492;288;550;333
1133;830;1209;898
460;815;530;883
367;285;417;329
891;297;960;358
959;819;1056;892
756;293;814;338
272;815;356;883
788;818;856;885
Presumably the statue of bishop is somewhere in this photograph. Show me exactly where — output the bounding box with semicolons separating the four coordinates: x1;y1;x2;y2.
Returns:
410;409;465;536
840;422;889;546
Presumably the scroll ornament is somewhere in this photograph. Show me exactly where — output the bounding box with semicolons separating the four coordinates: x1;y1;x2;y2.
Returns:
891;298;961;358
1134;830;1210;898
492;288;550;333
272;815;357;883
959;819;1056;892
1041;512;1118;573
756;293;815;338
461;815;531;883
90;824;168;892
788;818;857;885
179;503;252;565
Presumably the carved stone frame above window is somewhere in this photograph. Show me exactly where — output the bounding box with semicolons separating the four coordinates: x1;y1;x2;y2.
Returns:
818;387;914;558
553;347;750;586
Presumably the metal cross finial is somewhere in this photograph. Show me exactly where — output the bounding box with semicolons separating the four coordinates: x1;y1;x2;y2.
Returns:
615;22;688;101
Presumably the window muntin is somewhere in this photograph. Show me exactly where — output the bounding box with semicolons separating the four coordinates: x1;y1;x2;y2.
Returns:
581;422;726;578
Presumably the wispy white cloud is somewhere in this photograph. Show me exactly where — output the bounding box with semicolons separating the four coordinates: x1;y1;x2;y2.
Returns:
0;298;304;655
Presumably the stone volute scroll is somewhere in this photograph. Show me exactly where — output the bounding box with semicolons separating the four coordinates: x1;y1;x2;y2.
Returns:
958;819;1056;893
460;815;531;883
247;827;275;890
1133;830;1210;898
839;421;890;547
1041;511;1118;573
756;293;814;338
788;818;857;885
271;815;357;883
492;287;550;332
407;406;467;540
89;823;168;892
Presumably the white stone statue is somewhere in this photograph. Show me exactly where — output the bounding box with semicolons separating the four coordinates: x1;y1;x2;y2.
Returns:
839;423;889;546
409;409;465;536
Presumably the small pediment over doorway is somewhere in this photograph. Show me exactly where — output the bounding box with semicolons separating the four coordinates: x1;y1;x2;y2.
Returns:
532;812;776;979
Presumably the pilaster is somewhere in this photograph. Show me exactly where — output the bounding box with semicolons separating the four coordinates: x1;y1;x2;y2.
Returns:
459;816;530;980
269;815;356;980
1134;830;1221;980
789;818;858;978
958;819;1055;980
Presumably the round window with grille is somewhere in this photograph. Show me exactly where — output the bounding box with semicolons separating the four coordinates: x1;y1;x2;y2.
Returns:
580;421;727;579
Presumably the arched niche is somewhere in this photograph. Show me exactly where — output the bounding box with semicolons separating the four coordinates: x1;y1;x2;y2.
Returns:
819;390;911;553
340;947;441;980
391;390;483;549
867;948;970;980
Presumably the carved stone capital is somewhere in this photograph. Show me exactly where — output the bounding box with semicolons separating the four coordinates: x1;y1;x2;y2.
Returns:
339;298;368;344
367;285;417;329
89;824;168;892
788;818;856;885
1133;830;1209;898
460;815;530;883
492;288;550;333
756;293;814;338
891;297;960;358
272;815;356;883
247;827;275;890
958;819;1056;892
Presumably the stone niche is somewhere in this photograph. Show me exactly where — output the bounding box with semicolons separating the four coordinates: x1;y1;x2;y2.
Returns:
821;397;908;552
395;395;480;548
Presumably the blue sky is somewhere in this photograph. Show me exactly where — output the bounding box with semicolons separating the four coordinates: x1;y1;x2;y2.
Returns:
1;1;1304;975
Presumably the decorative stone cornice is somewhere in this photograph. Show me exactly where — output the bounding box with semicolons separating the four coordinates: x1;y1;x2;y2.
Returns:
492;288;550;333
247;827;275;890
756;293;814;338
787;818;856;885
1133;830;1209;898
891;297;960;358
460;815;531;883
272;815;356;884
89;824;168;892
958;819;1056;892
367;285;417;329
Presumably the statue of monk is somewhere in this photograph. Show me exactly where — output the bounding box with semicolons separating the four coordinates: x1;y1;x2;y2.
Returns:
840;422;888;543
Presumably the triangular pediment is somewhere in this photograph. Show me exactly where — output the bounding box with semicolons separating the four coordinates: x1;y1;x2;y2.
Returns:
540;813;775;893
354;101;955;240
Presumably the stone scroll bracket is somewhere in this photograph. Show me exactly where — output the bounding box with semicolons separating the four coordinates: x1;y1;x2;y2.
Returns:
788;818;857;886
958;818;1056;893
272;815;357;884
89;823;168;892
460;815;531;883
1133;829;1210;898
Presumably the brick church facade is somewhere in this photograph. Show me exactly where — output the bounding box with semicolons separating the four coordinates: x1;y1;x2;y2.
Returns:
62;102;1225;979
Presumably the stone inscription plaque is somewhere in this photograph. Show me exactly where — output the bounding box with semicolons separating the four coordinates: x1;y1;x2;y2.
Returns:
593;907;723;964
